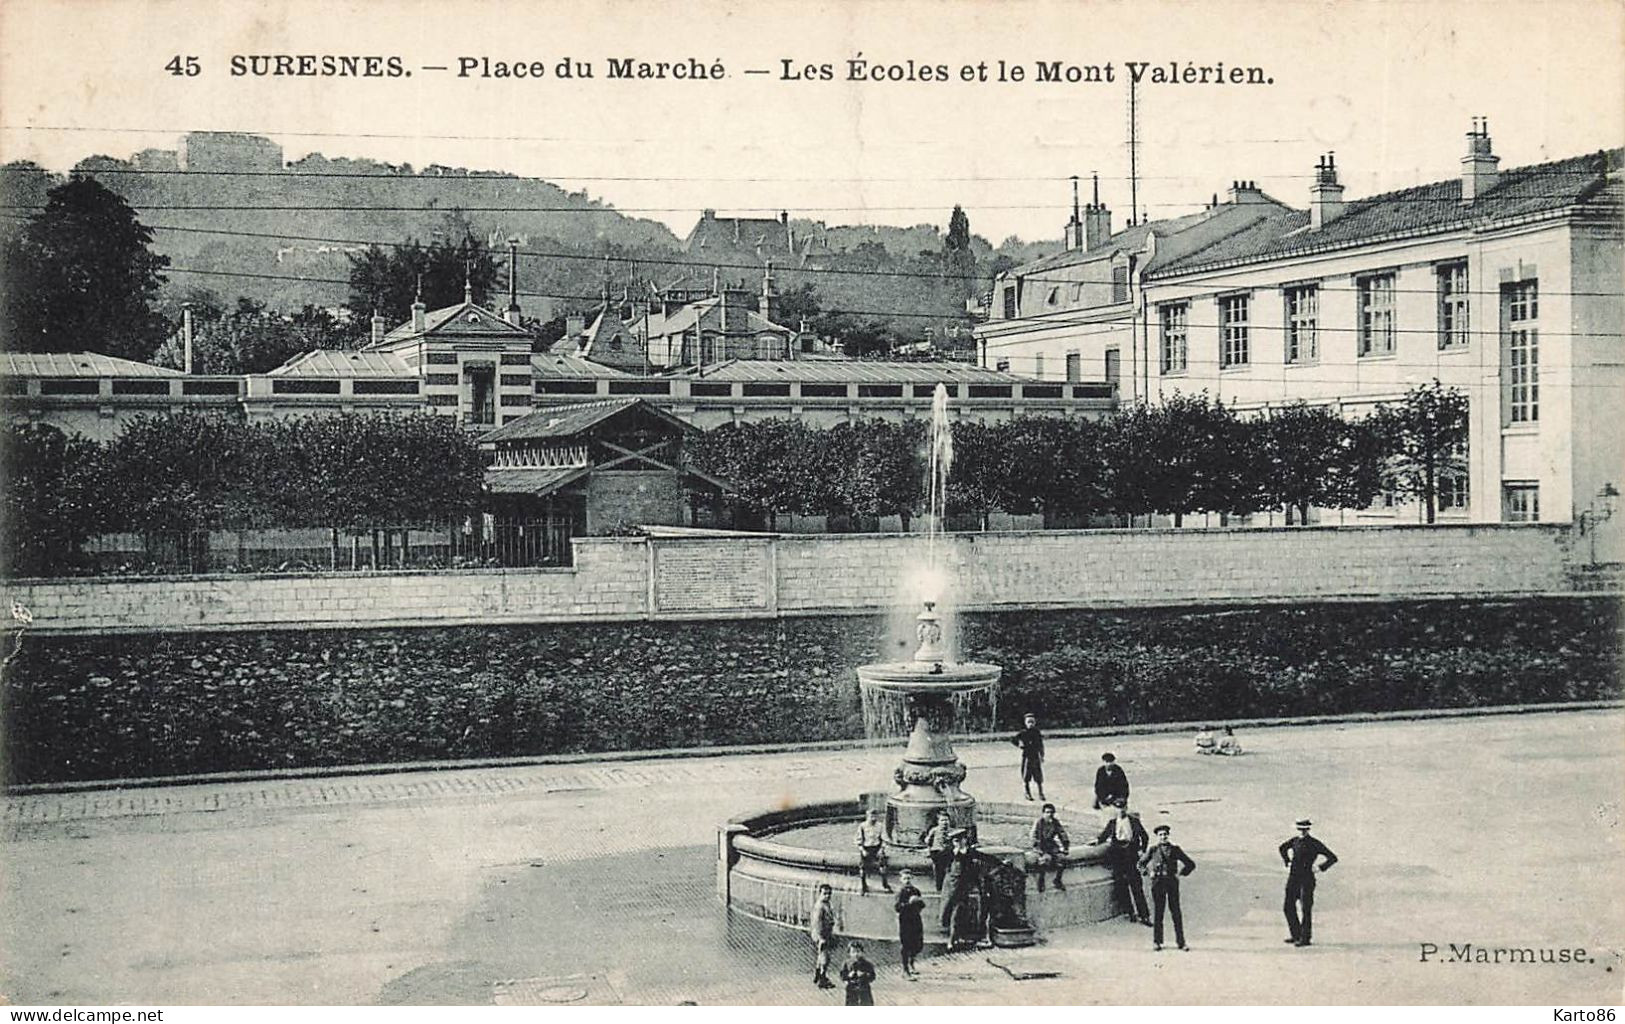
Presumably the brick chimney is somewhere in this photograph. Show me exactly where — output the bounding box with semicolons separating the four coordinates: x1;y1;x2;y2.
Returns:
370;309;386;346
504;237;522;326
411;276;427;335
1083;173;1111;249
1227;179;1267;205
1461;116;1499;203
760;260;777;325
1310;153;1345;230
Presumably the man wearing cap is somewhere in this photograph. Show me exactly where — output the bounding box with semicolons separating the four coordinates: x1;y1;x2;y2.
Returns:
1092;797;1151;924
1279;818;1338;947
1093;752;1130;812
1138;823;1195;951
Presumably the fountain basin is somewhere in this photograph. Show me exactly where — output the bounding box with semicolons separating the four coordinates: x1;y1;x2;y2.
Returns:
853;660;1003;693
718;796;1121;944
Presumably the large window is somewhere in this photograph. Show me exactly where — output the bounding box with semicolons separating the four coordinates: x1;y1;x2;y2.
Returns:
1503;280;1539;424
1065;350;1081;383
1503;482;1540;522
1358;273;1396;356
1437;262;1469;349
1438;474;1469;511
1220;294;1250;368
1284;284;1319;364
1111;266;1129;304
1034;353;1045;378
1002;287;1017;320
1159;303;1188;374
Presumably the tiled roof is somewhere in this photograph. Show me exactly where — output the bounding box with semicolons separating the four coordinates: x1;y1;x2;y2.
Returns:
1007;200;1297;278
1154;149;1623;276
0;352;183;378
644;297;790;339
269;350;413;376
483;465;593;496
667;358;1032;385
481;396;698;442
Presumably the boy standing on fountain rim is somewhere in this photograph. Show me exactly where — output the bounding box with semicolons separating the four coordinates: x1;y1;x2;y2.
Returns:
856;808;892;895
921;810;955;892
1011;712;1046;801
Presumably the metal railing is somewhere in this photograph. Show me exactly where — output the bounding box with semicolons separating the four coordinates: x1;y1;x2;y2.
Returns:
43;519;577;577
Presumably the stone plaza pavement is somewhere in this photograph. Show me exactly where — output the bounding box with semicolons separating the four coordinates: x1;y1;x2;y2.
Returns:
2;709;1622;1006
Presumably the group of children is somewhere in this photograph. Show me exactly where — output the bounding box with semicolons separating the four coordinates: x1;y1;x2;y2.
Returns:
807;712;1304;1002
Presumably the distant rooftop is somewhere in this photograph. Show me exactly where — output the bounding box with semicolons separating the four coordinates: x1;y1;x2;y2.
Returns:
667;358;1031;385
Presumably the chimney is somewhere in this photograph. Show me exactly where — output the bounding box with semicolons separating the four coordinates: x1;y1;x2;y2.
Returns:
1227;179;1268;205
1310;153;1346;229
411;275;426;334
1084;173;1111;249
1461;116;1499;203
760;260;777;325
504;237;522;325
1064;175;1085;251
566;313;586;341
370;308;386;346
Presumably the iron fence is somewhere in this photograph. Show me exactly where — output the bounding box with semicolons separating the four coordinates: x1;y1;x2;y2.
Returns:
55;519;577;577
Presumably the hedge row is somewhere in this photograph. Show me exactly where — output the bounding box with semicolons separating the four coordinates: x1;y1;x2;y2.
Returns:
3;597;1616;786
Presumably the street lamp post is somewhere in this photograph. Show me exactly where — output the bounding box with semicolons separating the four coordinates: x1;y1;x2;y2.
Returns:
1576;482;1620;566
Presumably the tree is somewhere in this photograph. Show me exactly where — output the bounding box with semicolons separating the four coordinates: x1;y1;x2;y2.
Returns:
946;420;1011;529
1252;402;1368;524
0;423;106;575
774;282;822;330
151;297;349;374
0;176;170;360
1370;379;1470;524
1108;394;1245;526
344;211;502;337
999;416;1107;525
944;205;977;302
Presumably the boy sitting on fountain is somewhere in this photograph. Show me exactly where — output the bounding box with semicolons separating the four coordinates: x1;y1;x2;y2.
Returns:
1030;803;1071;892
856;808;892;895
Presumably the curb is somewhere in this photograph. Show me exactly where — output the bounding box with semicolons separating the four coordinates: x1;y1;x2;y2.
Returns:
6;699;1620;797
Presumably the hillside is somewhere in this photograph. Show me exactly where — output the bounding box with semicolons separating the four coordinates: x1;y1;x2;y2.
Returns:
3;133;1052;344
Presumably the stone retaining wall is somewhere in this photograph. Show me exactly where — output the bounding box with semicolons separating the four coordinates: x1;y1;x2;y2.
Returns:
3;524;1579;634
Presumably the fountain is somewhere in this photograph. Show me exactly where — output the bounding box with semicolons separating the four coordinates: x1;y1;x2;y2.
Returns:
719;386;1119;946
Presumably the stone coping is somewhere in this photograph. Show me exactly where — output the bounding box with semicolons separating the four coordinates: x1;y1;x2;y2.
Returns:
729;798;1113;872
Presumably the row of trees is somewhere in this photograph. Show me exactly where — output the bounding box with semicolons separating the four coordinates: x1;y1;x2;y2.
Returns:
692;383;1470;529
2;413;486;576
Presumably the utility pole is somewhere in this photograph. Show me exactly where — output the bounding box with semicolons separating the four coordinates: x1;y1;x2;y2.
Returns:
1128;76;1141;226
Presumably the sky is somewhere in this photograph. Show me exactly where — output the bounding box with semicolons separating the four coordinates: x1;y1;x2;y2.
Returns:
1;0;1622;246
